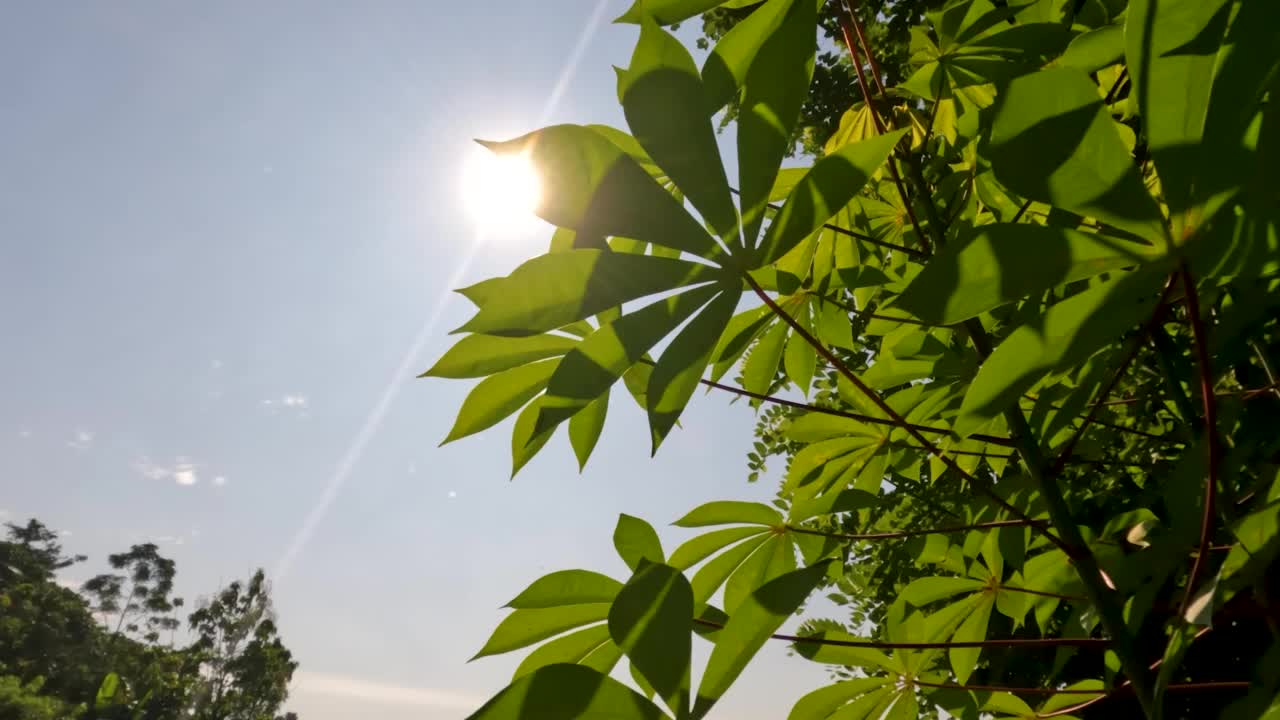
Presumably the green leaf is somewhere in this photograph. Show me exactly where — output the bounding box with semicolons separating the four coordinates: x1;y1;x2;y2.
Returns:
95;672;121;709
783;302;817;396
669;526;769;570
648;289;740;450
690;533;772;604
1058;23;1124;73
898;224;1157;325
1125;0;1233;229
723;534;794;615
986;67;1167;246
569;392;609;471
616;0;728;25
608;563;694;718
619;17;737;240
1038;680;1105;714
424;334;578;379
538;284;722;433
956;267;1166;436
694;562;832;718
444;360;558;445
466;664;669;720
737;0;816;247
702;0;797;111
901;576;985;606
675;501;783;528
456;250;722;337
786;677;891;720
949;592;995;684
741;319;787;395
511;397;556;477
792;630;893;671
982;691;1035;717
506;570;624;609
480;126;719;259
472;604;612;660
512;625;613;680
757;130;907;266
615;514;666;572
1153;623;1200;711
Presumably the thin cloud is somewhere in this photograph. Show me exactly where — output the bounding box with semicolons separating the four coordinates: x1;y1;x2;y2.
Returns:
134;456;208;487
263;395;309;416
290;671;482;711
67;430;94;451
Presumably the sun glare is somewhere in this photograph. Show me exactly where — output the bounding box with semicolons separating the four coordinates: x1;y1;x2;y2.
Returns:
461;146;543;236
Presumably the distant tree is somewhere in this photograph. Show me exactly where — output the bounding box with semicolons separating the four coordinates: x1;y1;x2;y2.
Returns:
1;520;299;720
83;544;183;644
186;570;297;720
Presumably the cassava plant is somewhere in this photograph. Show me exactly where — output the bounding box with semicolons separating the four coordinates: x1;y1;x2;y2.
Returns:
424;0;1280;717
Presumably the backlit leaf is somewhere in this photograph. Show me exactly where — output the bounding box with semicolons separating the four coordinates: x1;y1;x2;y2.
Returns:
466;664;668;720
694;562;832;718
615;514;666;572
456;250;723;337
608;563;693;717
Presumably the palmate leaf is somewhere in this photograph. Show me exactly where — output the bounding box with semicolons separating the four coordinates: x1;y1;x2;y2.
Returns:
956;265;1168;436
787;677;892;720
1125;0;1233;232
444;360;559;445
647;289;740;450
535;282;725;436
985;67;1168;247
454;250;724;337
466;664;669;720
898;224;1160;325
791;629;896;672
568;391;609;471
512;625;618;680
422;334;578;379
620;16;738;242
737;0;815;248
608;563;693;718
694;561;832;719
505;570;623;609
615;514;666;573
701;0;797;112
616;0;732;26
471;604;613;660
479;126;720;260
756;130;907;266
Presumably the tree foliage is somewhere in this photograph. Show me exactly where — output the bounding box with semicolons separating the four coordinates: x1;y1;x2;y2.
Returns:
433;0;1280;717
0;519;299;720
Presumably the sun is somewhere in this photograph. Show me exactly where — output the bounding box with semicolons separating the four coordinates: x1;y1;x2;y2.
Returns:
460;145;543;237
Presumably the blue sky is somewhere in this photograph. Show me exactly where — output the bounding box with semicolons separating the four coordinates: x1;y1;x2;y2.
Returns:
1;2;831;717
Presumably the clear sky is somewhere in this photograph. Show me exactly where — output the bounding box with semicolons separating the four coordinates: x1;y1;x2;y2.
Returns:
1;2;831;718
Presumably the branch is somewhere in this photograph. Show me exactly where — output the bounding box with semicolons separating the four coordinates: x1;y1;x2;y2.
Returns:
1038;626;1215;718
912;678;1245;697
1178;264;1220;617
1048;277;1176;476
836;3;930;255
693;618;1109;649
744;273;1066;551
786;518;1045;542
692;369;1017;448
